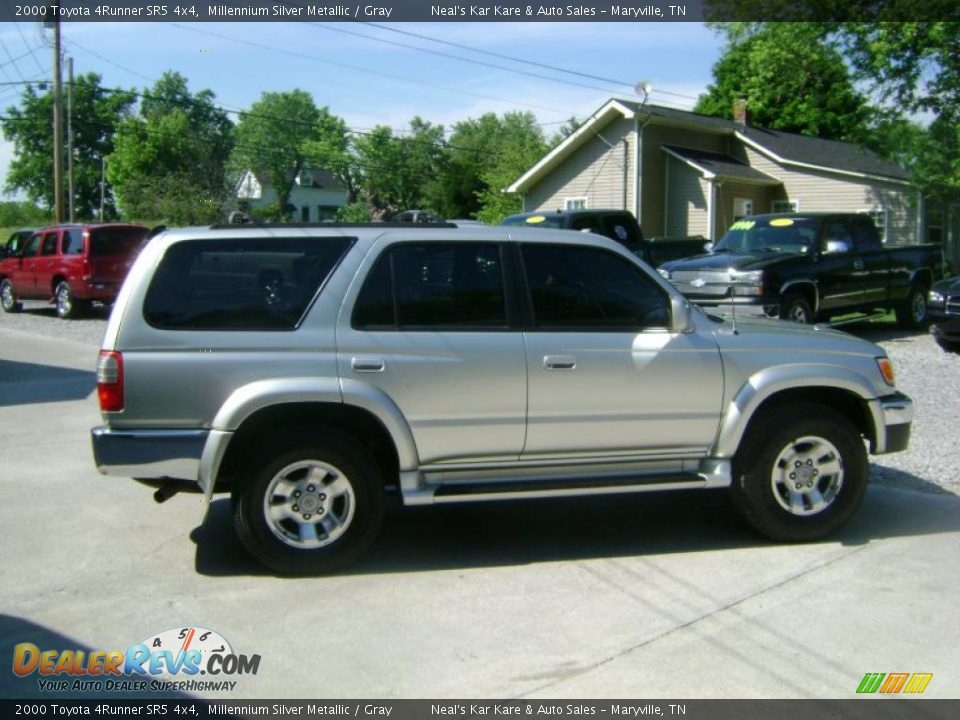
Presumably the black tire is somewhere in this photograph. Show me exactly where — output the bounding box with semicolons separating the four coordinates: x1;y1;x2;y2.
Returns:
895;283;928;329
779;292;814;324
730;402;867;541
0;279;22;313
54;281;85;319
934;333;960;354
232;429;385;575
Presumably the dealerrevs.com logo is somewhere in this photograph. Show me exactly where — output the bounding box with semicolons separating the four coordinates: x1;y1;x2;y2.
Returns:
12;626;261;693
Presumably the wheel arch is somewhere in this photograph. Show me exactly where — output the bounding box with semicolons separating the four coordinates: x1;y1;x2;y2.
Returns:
779;280;819;314
715;369;878;459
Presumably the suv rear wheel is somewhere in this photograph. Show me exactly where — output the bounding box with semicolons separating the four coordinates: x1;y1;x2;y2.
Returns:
895;283;928;329
232;429;385;574
731;403;867;541
55;281;85;319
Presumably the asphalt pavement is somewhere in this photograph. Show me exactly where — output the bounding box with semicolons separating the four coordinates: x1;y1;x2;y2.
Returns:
1;325;958;700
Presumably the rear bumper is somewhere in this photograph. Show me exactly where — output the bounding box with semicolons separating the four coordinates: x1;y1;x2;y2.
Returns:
73;280;121;301
90;427;208;481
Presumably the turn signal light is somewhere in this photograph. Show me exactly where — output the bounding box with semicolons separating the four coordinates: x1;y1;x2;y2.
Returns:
876;357;896;386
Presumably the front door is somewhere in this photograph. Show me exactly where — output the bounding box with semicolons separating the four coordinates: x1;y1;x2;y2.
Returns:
816;217;865;313
517;242;723;458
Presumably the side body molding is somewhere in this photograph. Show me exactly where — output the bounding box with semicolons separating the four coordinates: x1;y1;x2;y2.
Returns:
713;364;880;459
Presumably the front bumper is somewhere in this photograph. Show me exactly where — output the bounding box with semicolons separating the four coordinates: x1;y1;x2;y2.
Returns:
870;392;913;454
686;296;780;318
91;427;208;481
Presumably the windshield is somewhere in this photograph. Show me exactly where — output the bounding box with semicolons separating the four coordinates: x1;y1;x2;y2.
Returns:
713;217;817;255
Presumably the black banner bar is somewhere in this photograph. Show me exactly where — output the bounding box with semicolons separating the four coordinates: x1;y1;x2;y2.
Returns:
0;0;958;23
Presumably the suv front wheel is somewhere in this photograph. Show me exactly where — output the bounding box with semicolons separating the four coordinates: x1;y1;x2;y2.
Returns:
731;402;867;541
232;429;385;574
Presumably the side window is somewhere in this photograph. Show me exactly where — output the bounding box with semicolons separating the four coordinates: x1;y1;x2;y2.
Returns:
570;216;602;234
144;236;354;331
41;232;59;256
62;229;84;255
521;244;670;330
352;242;507;330
602;216;639;247
822;220;854;252
22;234;42;257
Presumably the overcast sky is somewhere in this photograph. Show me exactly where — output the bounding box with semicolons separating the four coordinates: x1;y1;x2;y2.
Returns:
0;21;722;200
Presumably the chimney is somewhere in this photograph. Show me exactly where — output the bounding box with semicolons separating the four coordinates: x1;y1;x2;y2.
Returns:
733;97;749;127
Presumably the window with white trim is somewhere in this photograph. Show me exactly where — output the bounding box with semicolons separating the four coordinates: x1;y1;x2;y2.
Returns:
859;208;888;244
771;199;799;213
564;197;588;211
734;198;753;220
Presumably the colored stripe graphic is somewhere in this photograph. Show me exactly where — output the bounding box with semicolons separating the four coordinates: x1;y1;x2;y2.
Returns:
857;673;885;694
880;673;910;693
904;673;933;694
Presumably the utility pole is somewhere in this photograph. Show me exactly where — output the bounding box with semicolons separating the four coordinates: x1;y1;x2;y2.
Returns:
51;15;64;223
67;56;74;222
100;156;105;221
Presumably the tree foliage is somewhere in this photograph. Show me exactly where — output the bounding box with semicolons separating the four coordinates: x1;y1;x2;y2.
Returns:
696;23;871;142
0;200;49;227
2;73;135;218
107;72;233;224
229;90;322;218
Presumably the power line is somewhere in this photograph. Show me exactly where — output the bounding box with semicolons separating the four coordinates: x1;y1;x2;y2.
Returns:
13;23;47;75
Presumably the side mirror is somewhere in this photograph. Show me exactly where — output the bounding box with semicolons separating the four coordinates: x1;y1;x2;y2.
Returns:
823;239;851;254
703;242;714;254
669;295;693;333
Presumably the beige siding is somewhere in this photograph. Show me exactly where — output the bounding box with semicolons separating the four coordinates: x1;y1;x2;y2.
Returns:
640;124;727;236
664;157;710;237
715;183;774;237
525;118;635;213
742;147;919;244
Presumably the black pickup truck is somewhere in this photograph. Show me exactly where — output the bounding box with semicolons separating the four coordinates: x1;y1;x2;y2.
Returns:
501;209;707;267
658;213;946;327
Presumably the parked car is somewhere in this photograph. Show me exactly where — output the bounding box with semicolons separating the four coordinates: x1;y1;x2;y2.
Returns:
0;223;148;318
928;276;960;352
91;222;912;574
501;209;706;266
658;213;946;327
0;228;35;259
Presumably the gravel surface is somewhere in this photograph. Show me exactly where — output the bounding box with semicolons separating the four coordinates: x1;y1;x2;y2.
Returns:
3;302;958;495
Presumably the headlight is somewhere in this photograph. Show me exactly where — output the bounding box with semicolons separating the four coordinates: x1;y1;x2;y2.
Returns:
928;290;945;306
730;270;764;296
657;268;671;280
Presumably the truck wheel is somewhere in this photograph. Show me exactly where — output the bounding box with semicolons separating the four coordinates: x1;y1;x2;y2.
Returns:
731;403;867;541
232;430;385;574
780;293;813;324
55;281;85;319
895;284;928;329
0;279;22;313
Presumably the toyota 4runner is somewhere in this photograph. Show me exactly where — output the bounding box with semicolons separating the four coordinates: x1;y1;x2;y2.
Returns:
91;223;913;573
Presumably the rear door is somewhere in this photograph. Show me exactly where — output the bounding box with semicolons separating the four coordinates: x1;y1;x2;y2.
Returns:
855;215;890;306
518;242;723;458
338;238;527;466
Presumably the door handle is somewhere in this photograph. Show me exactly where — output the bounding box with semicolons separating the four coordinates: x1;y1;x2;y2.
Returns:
543;355;576;370
853;260;865;270
351;357;385;373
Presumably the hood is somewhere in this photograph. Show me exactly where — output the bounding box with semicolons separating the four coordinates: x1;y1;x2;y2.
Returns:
932;275;960;294
661;250;801;273
704;311;881;356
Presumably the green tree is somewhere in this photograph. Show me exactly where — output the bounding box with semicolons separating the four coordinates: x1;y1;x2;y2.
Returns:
696;23;872;141
2;73;135;218
301;107;361;205
229;90;321;219
0;200;49;227
107;71;233;224
474;112;549;224
353;117;445;219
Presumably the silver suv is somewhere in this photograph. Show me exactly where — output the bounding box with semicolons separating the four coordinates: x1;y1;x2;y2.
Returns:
91;223;913;573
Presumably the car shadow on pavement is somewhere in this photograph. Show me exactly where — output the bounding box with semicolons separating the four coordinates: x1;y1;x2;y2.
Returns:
190;470;959;578
19;304;111;320
0;614;195;699
0;359;95;407
833;318;927;344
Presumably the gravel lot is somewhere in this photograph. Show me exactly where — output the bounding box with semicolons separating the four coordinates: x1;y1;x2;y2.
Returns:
4;299;958;496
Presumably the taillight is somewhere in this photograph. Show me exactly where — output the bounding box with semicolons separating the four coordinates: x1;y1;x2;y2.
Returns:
82;259;93;281
97;351;124;412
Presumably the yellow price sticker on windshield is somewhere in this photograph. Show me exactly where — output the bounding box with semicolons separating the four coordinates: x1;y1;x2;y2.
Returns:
769;218;794;227
730;220;755;231
526;215;546;224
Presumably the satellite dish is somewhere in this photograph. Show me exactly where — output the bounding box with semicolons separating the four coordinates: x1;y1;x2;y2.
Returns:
635;81;653;98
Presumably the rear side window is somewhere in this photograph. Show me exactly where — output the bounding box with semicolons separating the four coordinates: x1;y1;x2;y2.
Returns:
41;232;58;256
353;242;507;330
144;237;354;331
62;229;84;255
90;227;148;256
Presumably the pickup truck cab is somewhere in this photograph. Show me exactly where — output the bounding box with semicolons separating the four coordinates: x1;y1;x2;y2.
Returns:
658;213;945;327
0;223;148;318
91;222;913;574
501;209;706;267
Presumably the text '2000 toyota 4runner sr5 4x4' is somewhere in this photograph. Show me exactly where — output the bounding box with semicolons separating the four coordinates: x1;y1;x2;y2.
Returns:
91;222;913;574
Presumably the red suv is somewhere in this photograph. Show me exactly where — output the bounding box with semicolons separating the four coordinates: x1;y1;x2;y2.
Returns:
0;223;148;318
